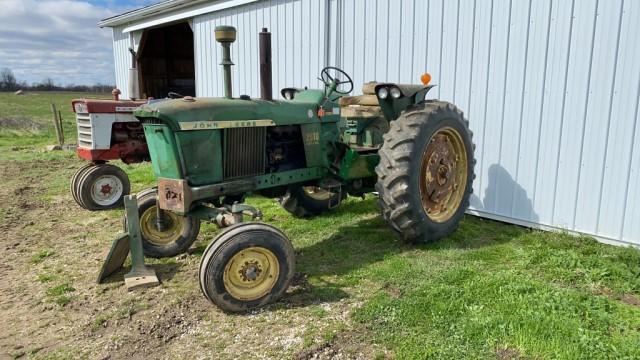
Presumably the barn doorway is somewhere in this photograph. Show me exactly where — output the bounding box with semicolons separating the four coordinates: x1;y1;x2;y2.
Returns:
137;22;195;99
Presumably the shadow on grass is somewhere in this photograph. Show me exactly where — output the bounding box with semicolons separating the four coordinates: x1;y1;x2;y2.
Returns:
279;197;527;308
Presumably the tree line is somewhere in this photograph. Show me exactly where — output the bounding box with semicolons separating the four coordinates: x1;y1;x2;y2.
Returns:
0;68;114;93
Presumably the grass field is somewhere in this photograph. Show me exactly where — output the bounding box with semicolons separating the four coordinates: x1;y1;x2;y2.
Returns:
1;92;640;359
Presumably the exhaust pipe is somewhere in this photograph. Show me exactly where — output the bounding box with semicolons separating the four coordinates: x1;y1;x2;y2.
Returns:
128;48;140;100
259;28;273;101
215;26;237;99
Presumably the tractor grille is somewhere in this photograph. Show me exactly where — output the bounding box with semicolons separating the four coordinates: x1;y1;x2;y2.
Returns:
75;113;93;148
224;127;266;179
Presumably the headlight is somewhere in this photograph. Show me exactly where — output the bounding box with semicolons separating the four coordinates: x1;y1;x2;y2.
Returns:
377;87;389;99
390;87;402;99
283;90;295;100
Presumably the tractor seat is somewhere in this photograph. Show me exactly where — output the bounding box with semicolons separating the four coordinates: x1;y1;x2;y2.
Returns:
338;81;381;107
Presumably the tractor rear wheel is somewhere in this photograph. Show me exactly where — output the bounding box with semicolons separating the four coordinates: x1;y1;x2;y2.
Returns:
199;222;295;313
124;188;200;258
76;163;130;210
278;185;345;217
375;101;475;243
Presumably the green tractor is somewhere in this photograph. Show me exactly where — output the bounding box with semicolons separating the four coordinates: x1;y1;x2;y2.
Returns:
99;26;475;313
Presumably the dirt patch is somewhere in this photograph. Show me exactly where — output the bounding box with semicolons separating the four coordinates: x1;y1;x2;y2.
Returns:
0;153;371;359
0;117;44;131
294;330;392;360
595;287;640;308
496;346;523;360
619;293;640;307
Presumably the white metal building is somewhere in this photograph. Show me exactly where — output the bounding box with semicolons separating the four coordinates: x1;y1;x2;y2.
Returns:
100;0;640;247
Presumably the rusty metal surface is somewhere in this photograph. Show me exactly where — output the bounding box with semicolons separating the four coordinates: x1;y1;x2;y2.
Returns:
420;128;468;223
158;178;191;214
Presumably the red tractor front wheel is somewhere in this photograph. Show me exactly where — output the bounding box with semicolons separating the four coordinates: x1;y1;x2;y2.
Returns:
71;163;130;211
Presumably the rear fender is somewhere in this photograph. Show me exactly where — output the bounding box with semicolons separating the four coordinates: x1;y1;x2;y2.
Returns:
374;83;437;120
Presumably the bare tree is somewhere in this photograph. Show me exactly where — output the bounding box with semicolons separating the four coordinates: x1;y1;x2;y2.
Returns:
0;68;17;91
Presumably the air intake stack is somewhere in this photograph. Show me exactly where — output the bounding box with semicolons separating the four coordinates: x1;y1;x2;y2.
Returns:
215;25;237;99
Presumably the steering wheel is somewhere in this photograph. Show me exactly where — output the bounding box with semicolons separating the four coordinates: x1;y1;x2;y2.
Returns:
320;66;354;95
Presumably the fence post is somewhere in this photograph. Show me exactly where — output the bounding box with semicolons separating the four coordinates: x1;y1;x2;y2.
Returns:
50;103;63;146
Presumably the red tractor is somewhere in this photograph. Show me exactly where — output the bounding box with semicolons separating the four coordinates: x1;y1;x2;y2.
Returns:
70;96;149;210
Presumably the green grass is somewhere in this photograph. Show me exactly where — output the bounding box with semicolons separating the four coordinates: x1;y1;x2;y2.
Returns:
0;91;109;146
46;283;75;306
3;92;640;358
31;249;55;263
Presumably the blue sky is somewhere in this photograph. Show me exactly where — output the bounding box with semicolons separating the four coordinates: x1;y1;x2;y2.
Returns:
0;0;160;86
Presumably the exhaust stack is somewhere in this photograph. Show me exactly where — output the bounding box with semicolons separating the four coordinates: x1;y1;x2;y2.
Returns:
215;26;237;99
259;28;273;101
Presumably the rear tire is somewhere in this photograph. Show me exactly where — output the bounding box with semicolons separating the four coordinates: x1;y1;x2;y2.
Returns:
124;188;200;258
278;185;345;217
70;163;93;208
375;101;475;243
199;223;295;313
77;164;130;210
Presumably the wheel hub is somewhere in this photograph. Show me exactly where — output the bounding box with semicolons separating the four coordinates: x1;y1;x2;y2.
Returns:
140;206;184;246
239;260;263;281
91;175;124;206
420;128;468;222
223;247;279;301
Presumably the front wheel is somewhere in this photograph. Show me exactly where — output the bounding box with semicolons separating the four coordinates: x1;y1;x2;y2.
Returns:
375;101;475;243
124;188;200;258
199;223;295;313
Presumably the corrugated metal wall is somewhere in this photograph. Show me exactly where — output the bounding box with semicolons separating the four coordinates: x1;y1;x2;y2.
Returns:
328;0;640;246
111;25;131;99
110;0;640;246
193;0;328;97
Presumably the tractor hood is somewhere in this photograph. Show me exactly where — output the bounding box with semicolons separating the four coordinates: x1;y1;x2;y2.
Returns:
134;96;326;130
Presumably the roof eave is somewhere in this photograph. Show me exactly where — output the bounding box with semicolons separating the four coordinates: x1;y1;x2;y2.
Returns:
98;0;203;28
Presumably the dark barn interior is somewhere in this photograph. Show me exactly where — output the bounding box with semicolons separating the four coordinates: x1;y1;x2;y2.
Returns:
137;22;195;99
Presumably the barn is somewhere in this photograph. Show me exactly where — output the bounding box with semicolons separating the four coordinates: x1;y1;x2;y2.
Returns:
99;0;640;247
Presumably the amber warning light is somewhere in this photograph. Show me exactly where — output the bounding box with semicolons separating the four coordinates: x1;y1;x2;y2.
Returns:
421;73;432;86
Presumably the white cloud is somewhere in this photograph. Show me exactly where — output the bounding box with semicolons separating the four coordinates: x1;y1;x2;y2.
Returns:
0;0;129;86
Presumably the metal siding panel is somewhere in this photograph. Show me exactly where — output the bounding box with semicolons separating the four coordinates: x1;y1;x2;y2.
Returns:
426;0;444;98
452;0;475;111
480;0;511;215
438;0;458;101
467;0;493;211
552;0;597;229
412;0;429;85
622;84;640;244
610;0;640;245
532;0;574;225
573;0;624;234
496;0;532;218
509;0;551;222
112;26;130;99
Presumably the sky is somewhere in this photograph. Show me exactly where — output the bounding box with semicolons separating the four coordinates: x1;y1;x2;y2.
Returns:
0;0;160;86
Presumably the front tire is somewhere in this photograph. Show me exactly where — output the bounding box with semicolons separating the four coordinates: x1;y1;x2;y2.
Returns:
375;101;475;243
199;223;295;313
124;188;200;258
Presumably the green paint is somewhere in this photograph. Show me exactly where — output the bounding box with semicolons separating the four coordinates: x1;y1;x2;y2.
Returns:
338;149;379;180
175;130;223;185
143;124;182;180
